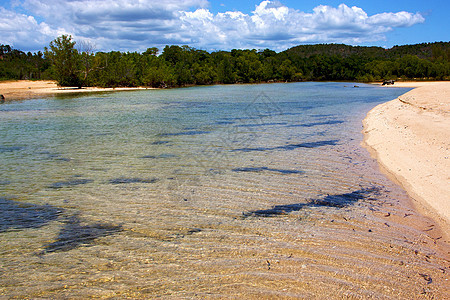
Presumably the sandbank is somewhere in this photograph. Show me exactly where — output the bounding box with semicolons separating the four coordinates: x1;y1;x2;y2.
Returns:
363;81;450;233
0;80;152;101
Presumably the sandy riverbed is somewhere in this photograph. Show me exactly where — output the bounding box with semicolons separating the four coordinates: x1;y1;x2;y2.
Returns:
0;80;152;100
363;81;450;234
2;80;448;232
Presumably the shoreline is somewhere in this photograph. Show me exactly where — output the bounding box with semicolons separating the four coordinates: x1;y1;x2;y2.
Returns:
0;80;154;101
1;79;447;101
362;81;449;238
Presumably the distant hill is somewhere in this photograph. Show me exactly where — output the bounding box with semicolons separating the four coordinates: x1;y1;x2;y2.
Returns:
284;44;385;59
1;39;449;86
388;42;450;60
283;42;450;60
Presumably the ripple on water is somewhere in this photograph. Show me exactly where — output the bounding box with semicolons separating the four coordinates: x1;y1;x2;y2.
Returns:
232;167;304;175
140;154;177;159
232;139;339;152
286;120;344;127
0;145;26;153
48;179;93;189
158;130;210;137
108;177;158;184
151;141;171;145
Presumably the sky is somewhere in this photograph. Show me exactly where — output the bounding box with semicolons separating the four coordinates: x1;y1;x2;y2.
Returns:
0;0;448;53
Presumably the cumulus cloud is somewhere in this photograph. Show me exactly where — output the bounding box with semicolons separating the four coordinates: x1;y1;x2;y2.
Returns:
0;7;65;51
179;1;425;50
1;0;425;52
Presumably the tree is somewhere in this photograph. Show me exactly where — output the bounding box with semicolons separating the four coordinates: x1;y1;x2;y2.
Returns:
0;45;12;56
161;45;183;65
78;40;96;86
45;35;82;87
279;59;296;81
216;53;236;84
143;47;159;56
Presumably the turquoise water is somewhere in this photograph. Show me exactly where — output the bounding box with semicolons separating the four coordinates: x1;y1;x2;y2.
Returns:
0;83;448;298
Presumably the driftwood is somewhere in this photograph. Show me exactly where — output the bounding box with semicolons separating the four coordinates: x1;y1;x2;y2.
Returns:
382;80;395;85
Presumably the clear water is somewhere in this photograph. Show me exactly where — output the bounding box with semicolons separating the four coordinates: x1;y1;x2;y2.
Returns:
0;82;448;298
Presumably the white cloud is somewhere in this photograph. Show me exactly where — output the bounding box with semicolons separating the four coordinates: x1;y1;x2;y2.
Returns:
253;0;289;21
367;11;425;27
0;1;425;52
13;0;209;50
0;7;65;51
178;2;425;50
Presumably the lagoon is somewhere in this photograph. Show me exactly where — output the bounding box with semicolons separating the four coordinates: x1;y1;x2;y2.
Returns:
0;82;447;298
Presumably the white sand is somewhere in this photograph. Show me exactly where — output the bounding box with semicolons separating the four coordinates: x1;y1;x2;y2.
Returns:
363;82;450;229
0;80;153;100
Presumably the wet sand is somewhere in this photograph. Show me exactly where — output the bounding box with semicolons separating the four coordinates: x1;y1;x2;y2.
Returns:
363;82;450;237
0;80;152;101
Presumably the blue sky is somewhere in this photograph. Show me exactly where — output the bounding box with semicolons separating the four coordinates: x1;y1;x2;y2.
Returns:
0;0;448;52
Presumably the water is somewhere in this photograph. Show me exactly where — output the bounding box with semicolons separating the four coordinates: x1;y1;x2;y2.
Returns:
0;82;448;298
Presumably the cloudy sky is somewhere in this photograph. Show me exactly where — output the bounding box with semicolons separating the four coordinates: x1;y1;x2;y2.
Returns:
1;0;448;53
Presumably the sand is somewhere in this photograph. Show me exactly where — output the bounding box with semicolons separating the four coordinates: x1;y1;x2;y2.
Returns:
363;81;450;232
0;80;152;101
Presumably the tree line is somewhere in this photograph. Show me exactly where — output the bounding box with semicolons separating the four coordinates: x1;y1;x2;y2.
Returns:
1;35;449;88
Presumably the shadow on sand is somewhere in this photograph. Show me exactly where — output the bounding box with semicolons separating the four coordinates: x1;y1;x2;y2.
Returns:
232;140;339;152
0;198;62;232
243;188;380;217
43;214;122;253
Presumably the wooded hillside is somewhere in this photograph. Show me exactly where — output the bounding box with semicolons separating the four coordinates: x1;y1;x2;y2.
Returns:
1;39;449;87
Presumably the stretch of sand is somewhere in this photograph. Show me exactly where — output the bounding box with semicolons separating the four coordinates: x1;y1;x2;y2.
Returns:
0;80;152;100
363;81;450;229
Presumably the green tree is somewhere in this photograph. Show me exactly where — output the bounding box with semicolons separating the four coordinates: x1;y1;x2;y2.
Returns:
45;35;82;87
279;59;296;81
143;47;159;56
215;53;236;84
78;40;96;86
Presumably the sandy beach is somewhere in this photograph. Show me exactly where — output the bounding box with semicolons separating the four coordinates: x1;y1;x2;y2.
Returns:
0;80;152;101
363;81;450;233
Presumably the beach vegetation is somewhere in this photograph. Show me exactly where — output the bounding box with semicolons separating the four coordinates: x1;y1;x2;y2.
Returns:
78;40;96;87
0;45;50;81
1;39;449;86
44;35;82;87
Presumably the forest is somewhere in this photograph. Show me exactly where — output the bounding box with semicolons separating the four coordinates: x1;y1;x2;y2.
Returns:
1;36;449;88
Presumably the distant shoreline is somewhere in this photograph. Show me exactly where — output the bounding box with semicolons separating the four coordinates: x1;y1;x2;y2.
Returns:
362;81;450;238
0;80;156;101
2;79;449;102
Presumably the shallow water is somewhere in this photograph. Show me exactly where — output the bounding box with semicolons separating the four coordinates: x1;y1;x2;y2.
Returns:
0;82;448;298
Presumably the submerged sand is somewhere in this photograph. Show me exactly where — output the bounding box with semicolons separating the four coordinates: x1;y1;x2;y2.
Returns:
2;80;448;228
363;82;450;233
1;80;449;297
0;80;151;100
